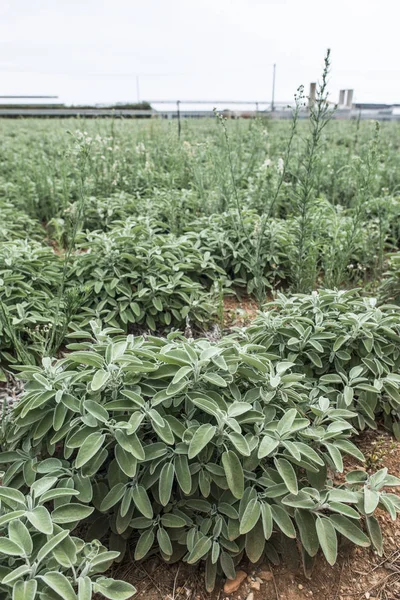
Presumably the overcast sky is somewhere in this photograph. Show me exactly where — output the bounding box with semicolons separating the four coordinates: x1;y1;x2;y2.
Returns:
1;0;399;107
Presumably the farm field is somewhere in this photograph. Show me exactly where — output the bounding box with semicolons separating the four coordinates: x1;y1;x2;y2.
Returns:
0;110;400;600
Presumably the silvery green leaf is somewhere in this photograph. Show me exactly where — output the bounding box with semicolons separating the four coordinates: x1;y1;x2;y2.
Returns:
2;564;31;584
51;503;94;524
239;498;260;534
0;538;24;556
316;517;337;565
221;451;244;499
37;529;70;562
39;572;78;600
159;463;175;506
8;519;32;555
134;529;155;561
11;579;37;600
91;369;110;391
94;578;137;600
78;576;92;600
132;485;153;519
364;487;380;515
258;435;279;459
274;458;298;495
26;506;53;535
75;432;106;469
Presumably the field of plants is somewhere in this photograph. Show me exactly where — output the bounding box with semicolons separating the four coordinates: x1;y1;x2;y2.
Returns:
1;82;400;600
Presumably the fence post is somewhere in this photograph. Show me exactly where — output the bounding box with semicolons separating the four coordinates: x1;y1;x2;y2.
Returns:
177;100;181;138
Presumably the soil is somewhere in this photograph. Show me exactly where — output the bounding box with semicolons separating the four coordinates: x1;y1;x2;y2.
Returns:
222;295;259;328
107;429;400;600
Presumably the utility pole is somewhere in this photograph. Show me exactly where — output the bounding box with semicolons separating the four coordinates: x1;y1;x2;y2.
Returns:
136;76;140;103
271;63;276;111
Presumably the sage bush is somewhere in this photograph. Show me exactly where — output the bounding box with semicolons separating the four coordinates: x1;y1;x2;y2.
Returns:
1;291;400;592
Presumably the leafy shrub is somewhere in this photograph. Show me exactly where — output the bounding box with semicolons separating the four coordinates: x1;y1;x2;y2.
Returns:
0;201;44;242
0;241;62;365
69;220;224;331
189;210;292;294
241;289;400;434
0;479;136;599
2;299;400;591
190;207;381;297
379;252;400;305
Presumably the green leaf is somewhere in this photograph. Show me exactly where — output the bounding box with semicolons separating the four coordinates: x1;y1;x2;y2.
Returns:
132;485;153;519
316;517;337;566
324;443;343;472
115;430;145;460
174;455;192;494
328;502;360;520
39;572;78;600
0;510;25;526
220;550;236;579
0;487;25;507
0;538;24;556
26;506;53;535
276;408;298;435
228;432;251;456
271;505;296;539
3;564;31;584
9;519;32;555
160;513;187;528
134;529;155;560
78;576;92;600
203;373;227;387
245;519;265;563
258;435;279;459
84;400;109;423
11;580;37;600
91;369;110;391
75;432;106;468
188;424;216;459
37;529;70;562
51;503;94;524
239;498;261;535
172;365;192;384
187;536;212;564
366;516;383;555
260;502;273;540
329;514;370;547
100;483;126;512
159;463;175;507
115;445;137;478
68;352;104;368
157;527;172;556
364;487;380;514
294;509;319;557
93;578;136;600
274;458;298;495
221;451;244;499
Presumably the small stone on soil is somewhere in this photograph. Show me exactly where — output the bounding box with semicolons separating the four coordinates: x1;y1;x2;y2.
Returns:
223;570;248;594
258;570;273;581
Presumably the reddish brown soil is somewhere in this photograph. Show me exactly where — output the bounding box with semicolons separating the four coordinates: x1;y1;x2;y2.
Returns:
223;295;259;327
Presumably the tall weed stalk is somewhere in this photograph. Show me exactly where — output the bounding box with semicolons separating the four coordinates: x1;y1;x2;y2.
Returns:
290;49;334;292
45;132;91;356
